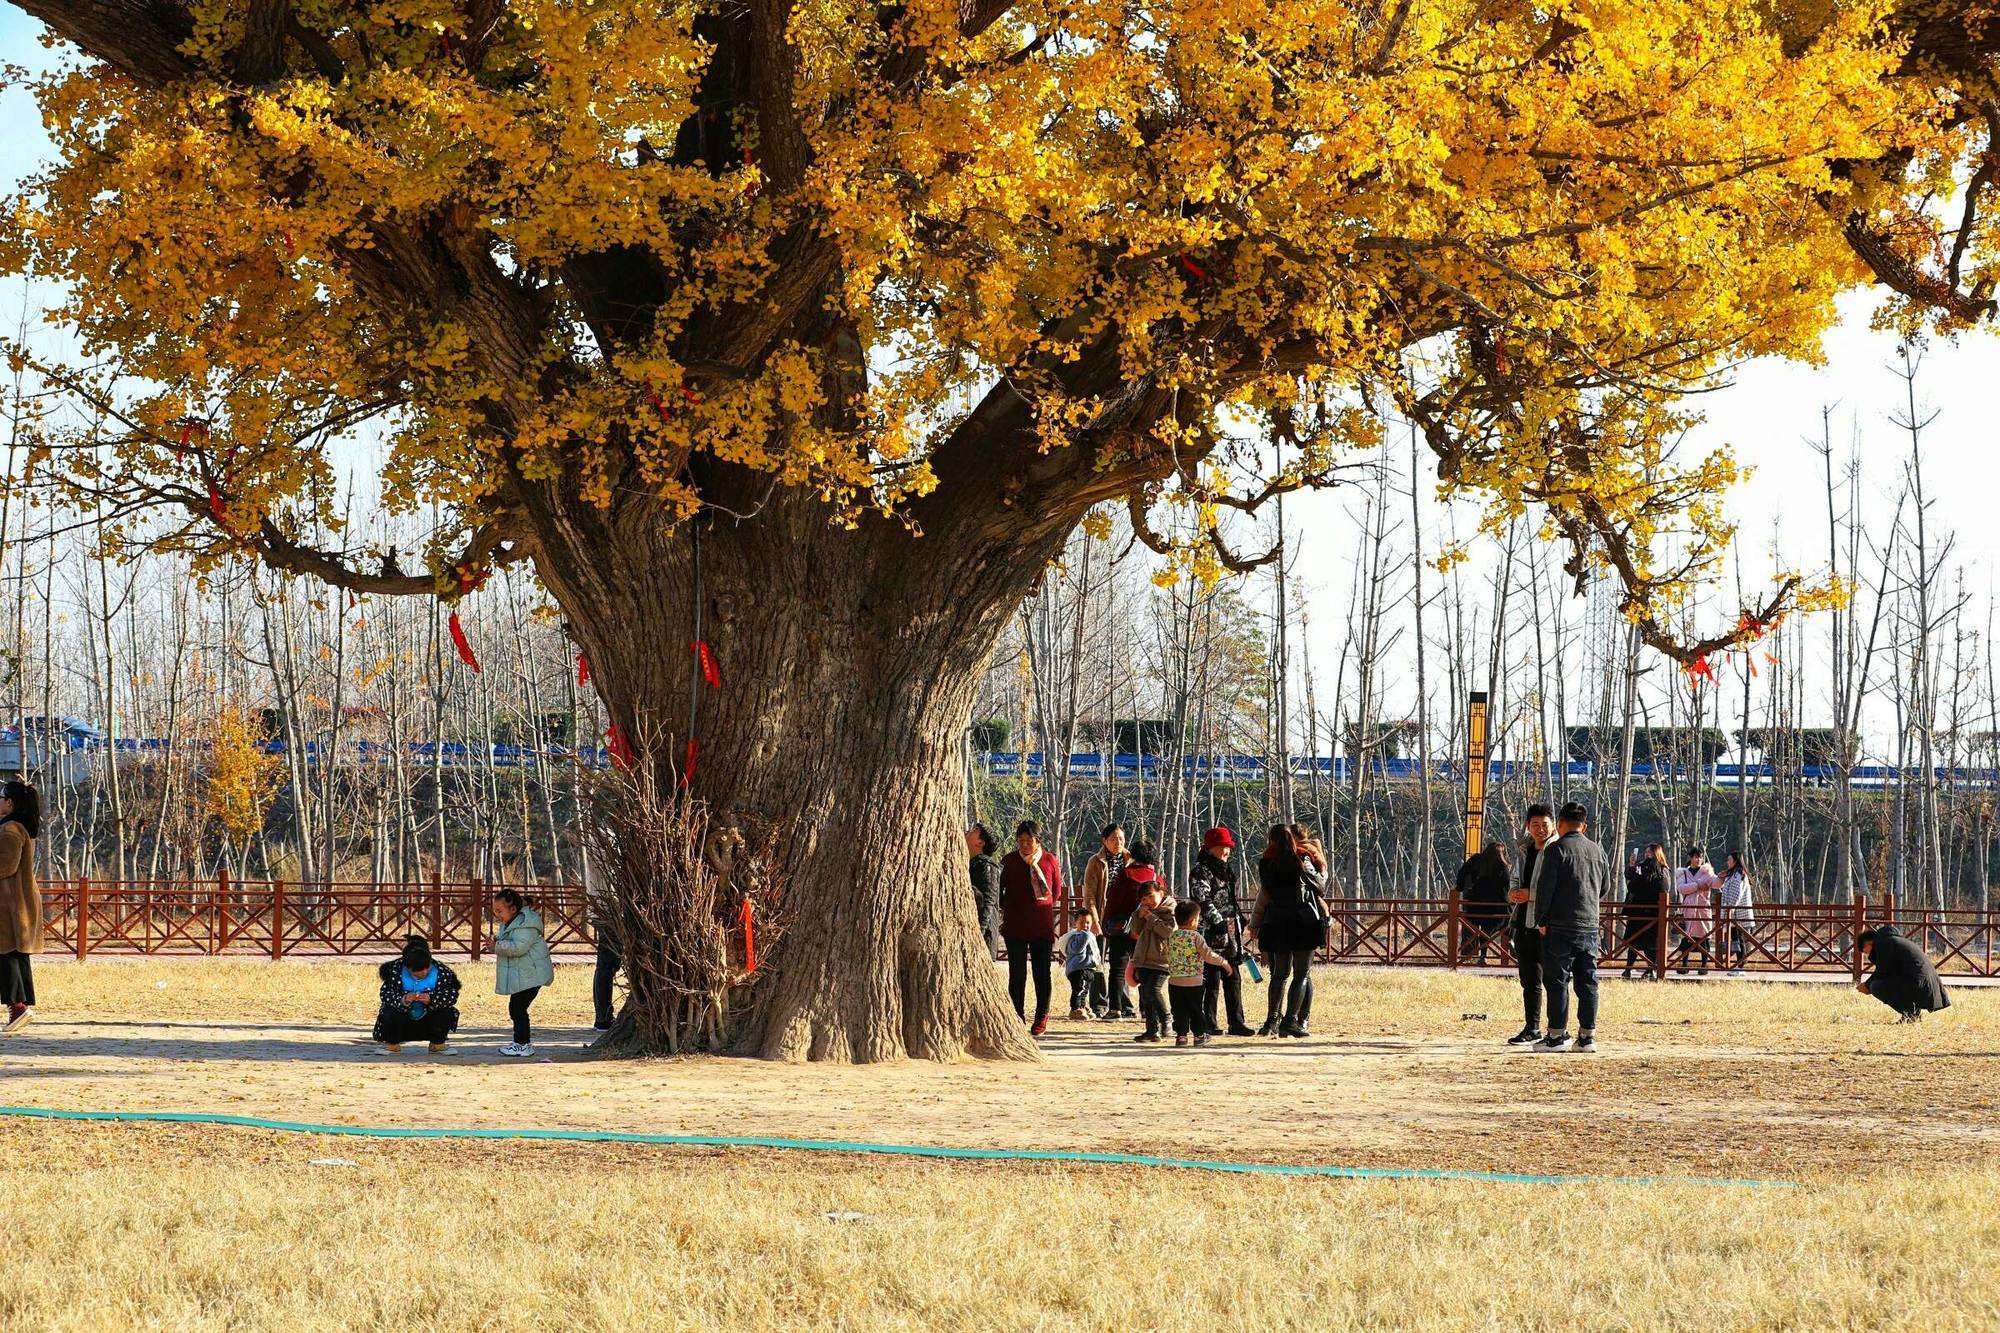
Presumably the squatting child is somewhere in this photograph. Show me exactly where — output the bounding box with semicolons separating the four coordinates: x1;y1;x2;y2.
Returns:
1168;900;1233;1046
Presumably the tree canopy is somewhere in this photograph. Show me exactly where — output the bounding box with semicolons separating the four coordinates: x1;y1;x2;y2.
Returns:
2;0;1993;646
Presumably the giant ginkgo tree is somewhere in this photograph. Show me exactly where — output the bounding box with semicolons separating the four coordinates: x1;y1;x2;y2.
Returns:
2;0;1995;1060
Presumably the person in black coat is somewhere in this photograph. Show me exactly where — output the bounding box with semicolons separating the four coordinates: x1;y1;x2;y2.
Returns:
966;823;1004;960
1856;926;1951;1022
372;935;462;1052
1188;828;1255;1037
1615;844;1670;980
1251;825;1326;1038
1455;843;1510;965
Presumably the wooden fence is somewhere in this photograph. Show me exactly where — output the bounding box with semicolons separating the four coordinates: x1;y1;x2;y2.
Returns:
1331;892;1999;980
36;878;2000;979
38;875;597;960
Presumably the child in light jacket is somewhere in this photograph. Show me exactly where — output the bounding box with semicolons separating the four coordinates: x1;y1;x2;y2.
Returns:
491;887;555;1057
1059;909;1107;1020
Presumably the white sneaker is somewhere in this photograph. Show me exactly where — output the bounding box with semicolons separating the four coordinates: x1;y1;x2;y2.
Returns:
3;1006;31;1034
498;1042;534;1057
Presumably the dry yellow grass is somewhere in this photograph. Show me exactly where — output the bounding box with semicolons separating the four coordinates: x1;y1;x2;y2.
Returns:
3;1122;1997;1331
5;960;1997;1329
33;954;1989;1050
11;959;1997;1182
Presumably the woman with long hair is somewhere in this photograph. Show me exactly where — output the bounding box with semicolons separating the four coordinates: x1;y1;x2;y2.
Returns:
0;778;43;1033
1616;844;1670;980
1251;824;1325;1037
1718;850;1755;973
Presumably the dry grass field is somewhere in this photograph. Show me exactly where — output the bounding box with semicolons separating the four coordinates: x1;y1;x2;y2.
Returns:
2;960;1997;1329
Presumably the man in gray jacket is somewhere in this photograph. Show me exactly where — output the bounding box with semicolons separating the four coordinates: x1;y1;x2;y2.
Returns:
1532;801;1610;1052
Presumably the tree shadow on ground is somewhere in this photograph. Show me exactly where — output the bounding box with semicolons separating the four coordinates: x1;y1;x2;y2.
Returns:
0;1030;595;1065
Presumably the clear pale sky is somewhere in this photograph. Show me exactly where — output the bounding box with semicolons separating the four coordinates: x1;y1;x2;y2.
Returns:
5;12;1997;745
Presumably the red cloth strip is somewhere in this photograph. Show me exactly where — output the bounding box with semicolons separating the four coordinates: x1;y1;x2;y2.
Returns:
605;724;635;771
448;611;481;673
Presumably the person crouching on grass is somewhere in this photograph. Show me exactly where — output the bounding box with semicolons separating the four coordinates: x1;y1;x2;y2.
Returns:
374;935;462;1053
1168;900;1233;1047
1856;926;1951;1024
1059;909;1107;1020
491;888;555;1057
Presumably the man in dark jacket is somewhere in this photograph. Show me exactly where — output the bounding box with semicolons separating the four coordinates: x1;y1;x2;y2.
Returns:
1455;843;1510;965
1532;801;1610;1052
1189;827;1255;1037
1505;804;1555;1047
1857;926;1952;1022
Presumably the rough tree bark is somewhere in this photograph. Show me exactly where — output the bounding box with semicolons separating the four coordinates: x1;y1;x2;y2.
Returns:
529;478;1067;1062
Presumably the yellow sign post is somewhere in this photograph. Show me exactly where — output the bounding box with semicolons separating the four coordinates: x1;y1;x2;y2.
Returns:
1463;691;1489;863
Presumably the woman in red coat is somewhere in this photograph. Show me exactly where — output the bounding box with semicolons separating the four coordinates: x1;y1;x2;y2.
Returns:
1000;819;1063;1036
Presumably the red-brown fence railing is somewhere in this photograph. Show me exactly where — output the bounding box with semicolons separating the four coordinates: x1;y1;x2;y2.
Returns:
1338;892;1999;980
36;878;2000;978
38;875;596;960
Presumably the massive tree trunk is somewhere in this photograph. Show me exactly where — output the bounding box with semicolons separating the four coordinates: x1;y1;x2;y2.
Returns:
531;479;1054;1062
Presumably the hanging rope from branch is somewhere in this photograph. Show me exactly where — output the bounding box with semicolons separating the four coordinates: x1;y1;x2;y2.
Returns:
682;514;718;788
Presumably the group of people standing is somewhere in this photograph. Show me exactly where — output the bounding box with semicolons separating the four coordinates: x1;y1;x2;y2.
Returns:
967;818;1332;1044
1458;802;1953;1036
1456;835;1757;980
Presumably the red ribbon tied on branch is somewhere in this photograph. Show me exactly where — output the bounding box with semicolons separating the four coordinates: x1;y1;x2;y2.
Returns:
681;737;700;788
446;563;489;673
1686;653;1717;686
576;653;591;688
448;611;481;674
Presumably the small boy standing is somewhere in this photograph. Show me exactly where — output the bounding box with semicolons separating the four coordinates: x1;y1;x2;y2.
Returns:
1059;909;1107;1020
1168;900;1233;1046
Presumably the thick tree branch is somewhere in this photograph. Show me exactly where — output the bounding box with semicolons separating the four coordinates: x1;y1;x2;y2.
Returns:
250;511;530;597
232;0;290;83
9;0;198;85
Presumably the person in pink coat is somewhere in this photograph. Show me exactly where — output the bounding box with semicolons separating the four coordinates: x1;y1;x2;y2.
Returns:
1672;848;1718;975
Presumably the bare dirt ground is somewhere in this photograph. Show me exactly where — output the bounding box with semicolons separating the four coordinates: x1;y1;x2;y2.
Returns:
5;959;1993;1182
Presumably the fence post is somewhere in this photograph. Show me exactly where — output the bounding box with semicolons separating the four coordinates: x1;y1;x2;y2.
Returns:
1654;886;1669;981
428;872;443;952
1851;894;1866;985
216;865;230;955
470;876;485;961
272;880;286;961
76;876;90;961
1446;890;1460;970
